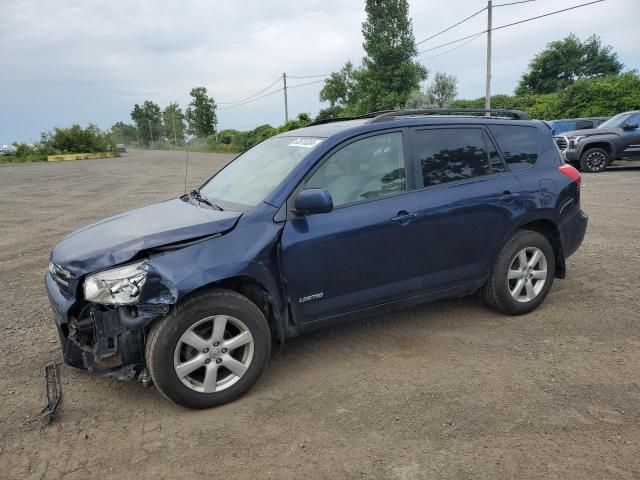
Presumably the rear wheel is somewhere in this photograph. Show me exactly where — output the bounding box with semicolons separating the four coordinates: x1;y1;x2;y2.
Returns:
146;288;271;409
580;147;609;173
482;230;555;315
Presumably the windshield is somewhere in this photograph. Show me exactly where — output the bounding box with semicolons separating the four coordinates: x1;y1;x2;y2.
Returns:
199;136;324;208
598;113;631;129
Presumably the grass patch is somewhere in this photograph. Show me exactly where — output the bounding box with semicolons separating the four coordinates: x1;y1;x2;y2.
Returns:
0;155;47;164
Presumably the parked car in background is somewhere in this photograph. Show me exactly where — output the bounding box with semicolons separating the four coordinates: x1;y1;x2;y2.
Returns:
116;144;127;153
0;144;17;155
547;117;609;136
555;110;640;172
46;108;587;408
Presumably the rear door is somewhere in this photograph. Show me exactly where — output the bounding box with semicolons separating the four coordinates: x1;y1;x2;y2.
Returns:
409;125;526;292
280;130;423;324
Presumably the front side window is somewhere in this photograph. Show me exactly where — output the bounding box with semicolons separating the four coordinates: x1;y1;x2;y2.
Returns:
305;132;406;207
413;128;490;188
598;112;632;129
488;125;538;171
625;113;640;127
199;136;323;208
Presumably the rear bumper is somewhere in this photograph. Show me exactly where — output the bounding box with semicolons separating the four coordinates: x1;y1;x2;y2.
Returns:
559;208;588;258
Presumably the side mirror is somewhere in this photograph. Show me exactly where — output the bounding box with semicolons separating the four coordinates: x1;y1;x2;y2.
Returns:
294;188;333;215
622;123;638;131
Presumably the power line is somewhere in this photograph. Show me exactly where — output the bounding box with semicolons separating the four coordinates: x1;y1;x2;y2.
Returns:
492;0;603;32
494;0;535;7
219;87;283;110
217;76;282;105
417;32;485;61
218;79;325;111
417;0;604;54
287;73;331;79
287;79;326;89
416;6;486;46
418;31;485;54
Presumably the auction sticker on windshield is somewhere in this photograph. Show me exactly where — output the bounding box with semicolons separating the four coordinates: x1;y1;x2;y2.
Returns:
288;138;323;148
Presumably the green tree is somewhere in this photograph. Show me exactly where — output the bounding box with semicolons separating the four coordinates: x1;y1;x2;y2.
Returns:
406;72;458;108
110;121;138;145
186;87;217;138
516;34;623;95
162;102;186;145
559;71;640;117
451;71;640;120
278;113;312;133
41;124;112;153
426;72;458;108
319;61;359;113
356;0;428;112
130;101;162;146
319;0;427;115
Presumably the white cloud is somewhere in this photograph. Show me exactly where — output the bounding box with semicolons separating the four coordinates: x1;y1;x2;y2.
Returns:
1;0;638;143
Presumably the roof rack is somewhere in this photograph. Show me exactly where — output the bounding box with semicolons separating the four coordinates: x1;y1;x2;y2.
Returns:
307;110;397;126
368;108;530;123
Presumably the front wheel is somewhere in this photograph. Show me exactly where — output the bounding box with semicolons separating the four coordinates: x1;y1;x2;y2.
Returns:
146;288;271;409
580;147;610;173
482;230;555;315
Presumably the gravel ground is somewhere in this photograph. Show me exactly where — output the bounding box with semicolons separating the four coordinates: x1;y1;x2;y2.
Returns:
1;150;639;479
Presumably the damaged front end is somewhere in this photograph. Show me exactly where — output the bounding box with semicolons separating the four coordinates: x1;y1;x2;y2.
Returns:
46;260;177;380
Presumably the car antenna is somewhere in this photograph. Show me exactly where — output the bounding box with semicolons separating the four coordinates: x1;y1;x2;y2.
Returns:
183;137;191;194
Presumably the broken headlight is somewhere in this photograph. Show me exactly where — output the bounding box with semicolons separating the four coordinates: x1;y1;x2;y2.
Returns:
84;261;147;305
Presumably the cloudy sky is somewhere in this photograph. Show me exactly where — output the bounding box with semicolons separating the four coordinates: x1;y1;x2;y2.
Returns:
1;0;638;144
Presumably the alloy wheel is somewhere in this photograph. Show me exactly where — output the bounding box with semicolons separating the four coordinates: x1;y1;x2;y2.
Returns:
507;247;548;303
586;151;607;171
173;315;254;393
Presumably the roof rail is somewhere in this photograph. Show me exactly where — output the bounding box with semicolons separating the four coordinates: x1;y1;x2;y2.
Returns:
307;110;397;126
367;108;531;123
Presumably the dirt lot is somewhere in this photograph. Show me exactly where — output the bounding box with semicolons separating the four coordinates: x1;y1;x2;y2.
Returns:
0;149;639;479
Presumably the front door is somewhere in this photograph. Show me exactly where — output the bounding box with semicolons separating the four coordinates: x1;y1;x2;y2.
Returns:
280;131;422;324
621;112;640;157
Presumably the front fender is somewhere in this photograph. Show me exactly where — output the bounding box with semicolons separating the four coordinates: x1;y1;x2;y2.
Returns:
144;208;287;323
577;138;617;157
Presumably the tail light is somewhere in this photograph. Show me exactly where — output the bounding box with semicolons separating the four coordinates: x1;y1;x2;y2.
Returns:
558;164;581;187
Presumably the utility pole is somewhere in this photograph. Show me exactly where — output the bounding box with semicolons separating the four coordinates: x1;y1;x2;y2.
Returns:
148;120;154;148
171;112;178;145
283;72;289;124
485;0;492;113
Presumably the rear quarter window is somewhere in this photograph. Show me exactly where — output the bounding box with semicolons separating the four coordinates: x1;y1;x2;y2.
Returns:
488;125;539;172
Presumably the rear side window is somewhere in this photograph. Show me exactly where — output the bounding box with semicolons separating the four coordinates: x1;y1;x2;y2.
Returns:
488;125;538;171
575;119;594;130
413;128;490;188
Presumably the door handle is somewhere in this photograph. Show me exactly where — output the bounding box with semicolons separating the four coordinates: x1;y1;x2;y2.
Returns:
499;191;520;202
391;211;418;224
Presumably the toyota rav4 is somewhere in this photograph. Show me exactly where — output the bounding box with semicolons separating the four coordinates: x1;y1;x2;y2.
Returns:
46;109;588;409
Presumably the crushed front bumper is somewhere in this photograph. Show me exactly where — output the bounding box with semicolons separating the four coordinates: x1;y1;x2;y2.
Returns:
45;273;148;380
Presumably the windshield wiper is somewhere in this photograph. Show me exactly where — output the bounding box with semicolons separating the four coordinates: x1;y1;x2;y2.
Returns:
189;189;224;211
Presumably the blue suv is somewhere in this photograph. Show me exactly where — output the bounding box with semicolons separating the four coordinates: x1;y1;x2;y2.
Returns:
46;109;588;408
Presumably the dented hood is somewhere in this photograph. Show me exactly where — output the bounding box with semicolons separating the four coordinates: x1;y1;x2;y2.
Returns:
52;198;242;276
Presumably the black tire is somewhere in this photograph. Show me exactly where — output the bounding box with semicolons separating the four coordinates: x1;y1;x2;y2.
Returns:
579;147;610;173
146;288;271;409
482;230;555;315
